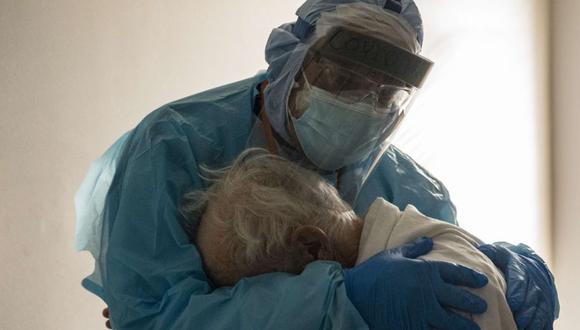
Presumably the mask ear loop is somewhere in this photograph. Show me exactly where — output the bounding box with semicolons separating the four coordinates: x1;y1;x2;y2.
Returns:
288;70;313;118
284;72;307;152
297;70;312;91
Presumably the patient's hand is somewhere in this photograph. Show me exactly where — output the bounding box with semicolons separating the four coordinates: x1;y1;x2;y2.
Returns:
102;307;111;329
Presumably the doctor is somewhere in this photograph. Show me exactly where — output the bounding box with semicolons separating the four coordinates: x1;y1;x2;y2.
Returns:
79;0;559;329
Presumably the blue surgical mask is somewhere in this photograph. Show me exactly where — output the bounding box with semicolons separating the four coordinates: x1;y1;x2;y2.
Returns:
291;86;393;171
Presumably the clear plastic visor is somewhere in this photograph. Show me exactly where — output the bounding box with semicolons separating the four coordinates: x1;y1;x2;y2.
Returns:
284;27;432;174
297;53;415;116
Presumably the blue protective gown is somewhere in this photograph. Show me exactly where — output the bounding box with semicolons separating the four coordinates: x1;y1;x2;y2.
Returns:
75;72;457;329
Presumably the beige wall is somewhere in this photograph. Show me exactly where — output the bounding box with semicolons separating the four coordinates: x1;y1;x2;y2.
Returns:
551;0;580;328
0;1;300;329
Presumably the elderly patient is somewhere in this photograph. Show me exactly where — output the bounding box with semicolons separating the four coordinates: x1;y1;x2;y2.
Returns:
181;149;516;330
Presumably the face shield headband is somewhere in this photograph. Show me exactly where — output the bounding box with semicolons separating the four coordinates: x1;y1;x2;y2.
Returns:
313;27;433;89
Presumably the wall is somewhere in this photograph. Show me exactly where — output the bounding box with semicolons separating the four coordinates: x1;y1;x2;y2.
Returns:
0;0;566;329
400;0;551;257
551;0;580;328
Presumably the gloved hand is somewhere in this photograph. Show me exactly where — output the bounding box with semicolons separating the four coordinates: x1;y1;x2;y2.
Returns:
344;237;489;330
478;242;559;330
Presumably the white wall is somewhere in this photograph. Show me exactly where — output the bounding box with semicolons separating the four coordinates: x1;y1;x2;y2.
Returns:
551;1;580;328
400;0;551;257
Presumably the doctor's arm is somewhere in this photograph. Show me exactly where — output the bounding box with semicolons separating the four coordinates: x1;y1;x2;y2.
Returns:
102;238;488;330
104;261;367;330
479;242;559;329
97;122;486;330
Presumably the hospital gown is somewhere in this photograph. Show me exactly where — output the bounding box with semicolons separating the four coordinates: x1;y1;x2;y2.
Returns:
357;198;517;330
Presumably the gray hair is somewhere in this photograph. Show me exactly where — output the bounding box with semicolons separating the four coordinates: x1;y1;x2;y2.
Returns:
181;148;358;286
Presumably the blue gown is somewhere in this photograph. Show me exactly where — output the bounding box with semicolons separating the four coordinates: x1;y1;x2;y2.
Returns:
75;72;457;329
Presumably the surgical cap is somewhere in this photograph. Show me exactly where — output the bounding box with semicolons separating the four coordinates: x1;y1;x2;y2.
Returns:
264;0;424;142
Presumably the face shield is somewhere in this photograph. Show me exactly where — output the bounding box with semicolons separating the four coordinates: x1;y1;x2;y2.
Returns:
287;12;433;172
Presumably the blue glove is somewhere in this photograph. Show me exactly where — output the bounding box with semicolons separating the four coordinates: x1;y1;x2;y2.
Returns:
478;242;559;330
344;237;489;330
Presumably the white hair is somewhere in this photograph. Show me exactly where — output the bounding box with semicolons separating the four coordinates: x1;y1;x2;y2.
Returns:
181;148;358;286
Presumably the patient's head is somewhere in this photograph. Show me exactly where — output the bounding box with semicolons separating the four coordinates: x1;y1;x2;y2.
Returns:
182;149;362;287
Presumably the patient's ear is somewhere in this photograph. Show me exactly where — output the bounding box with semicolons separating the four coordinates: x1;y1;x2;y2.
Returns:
290;225;332;261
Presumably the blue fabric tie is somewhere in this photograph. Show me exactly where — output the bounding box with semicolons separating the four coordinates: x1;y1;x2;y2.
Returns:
384;0;402;13
293;17;315;41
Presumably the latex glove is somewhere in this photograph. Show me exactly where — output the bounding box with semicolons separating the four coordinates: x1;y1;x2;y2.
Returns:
478;242;559;330
344;237;489;330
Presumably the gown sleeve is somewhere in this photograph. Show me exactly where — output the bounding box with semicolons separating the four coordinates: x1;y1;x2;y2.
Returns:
354;145;458;225
76;106;367;330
